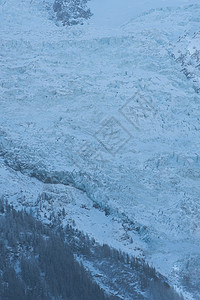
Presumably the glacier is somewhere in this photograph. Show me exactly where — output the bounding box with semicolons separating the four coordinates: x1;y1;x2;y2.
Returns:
0;0;200;299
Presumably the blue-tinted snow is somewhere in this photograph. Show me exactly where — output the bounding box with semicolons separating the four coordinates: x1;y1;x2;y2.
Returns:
0;1;200;299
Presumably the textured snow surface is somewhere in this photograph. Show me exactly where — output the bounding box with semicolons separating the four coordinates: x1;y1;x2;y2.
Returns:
173;30;200;93
0;0;200;299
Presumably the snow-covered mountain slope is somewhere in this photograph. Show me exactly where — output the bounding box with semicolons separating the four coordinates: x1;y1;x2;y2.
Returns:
89;0;192;27
173;30;200;93
0;0;200;299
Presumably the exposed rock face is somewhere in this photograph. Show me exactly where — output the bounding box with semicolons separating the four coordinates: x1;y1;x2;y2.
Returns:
173;31;200;93
53;0;92;25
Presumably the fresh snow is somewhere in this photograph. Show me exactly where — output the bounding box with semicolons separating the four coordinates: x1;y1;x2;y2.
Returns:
90;0;192;27
1;0;200;299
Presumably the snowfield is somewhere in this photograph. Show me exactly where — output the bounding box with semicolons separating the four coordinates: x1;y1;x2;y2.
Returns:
0;0;200;298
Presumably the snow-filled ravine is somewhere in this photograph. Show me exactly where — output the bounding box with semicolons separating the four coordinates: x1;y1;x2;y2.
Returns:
1;0;200;299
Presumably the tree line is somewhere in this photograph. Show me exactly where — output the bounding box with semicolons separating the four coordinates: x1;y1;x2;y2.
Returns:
0;199;184;299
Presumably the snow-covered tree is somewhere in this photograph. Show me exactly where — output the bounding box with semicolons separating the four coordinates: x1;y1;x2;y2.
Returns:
53;0;92;26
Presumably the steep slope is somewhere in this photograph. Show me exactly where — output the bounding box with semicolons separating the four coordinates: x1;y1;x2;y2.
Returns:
0;201;184;300
0;0;200;299
173;30;200;93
